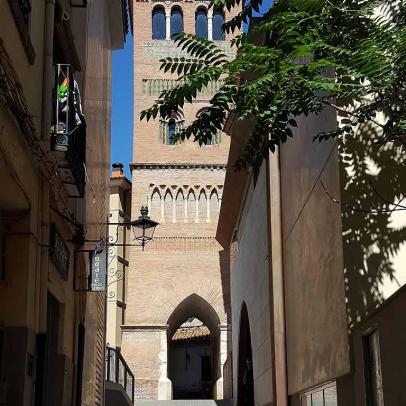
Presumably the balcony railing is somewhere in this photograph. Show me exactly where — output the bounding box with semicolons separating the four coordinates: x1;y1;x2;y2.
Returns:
105;347;135;403
51;64;86;198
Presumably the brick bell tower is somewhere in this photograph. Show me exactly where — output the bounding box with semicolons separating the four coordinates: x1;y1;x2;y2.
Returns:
121;0;239;400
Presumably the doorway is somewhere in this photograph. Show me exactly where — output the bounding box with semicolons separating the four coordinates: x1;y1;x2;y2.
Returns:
169;318;213;399
237;303;254;406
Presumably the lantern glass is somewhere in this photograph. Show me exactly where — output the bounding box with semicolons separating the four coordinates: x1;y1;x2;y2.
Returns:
130;206;158;247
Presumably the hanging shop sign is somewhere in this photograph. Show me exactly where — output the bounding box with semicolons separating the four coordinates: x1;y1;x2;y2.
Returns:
50;223;70;281
89;248;107;292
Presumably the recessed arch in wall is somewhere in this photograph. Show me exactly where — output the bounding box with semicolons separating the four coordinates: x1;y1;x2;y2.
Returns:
150;187;161;219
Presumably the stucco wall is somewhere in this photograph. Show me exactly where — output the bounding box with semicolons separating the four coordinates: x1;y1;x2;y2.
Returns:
280;109;350;395
347;286;406;406
230;162;274;406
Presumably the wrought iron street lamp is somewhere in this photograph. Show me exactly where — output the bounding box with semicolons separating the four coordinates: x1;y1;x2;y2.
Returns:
107;206;159;250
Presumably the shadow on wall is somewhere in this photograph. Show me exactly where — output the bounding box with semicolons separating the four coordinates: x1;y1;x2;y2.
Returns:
339;121;406;327
219;249;231;326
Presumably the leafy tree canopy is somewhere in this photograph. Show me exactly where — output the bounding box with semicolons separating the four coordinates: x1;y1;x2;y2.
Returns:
141;0;405;167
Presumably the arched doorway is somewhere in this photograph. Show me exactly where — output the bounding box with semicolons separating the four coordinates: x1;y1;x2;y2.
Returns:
237;303;254;406
167;294;221;399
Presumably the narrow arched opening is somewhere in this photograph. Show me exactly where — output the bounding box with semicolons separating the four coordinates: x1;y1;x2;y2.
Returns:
212;10;225;40
195;8;208;39
152;6;166;40
167;294;221;399
171;7;184;38
237;303;255;406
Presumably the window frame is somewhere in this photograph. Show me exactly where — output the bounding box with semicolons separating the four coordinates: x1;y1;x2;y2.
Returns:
300;381;338;406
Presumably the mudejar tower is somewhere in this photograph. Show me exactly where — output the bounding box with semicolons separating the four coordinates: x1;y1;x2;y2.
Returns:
121;0;238;400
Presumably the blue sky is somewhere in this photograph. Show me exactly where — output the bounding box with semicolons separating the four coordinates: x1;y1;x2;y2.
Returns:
110;0;272;178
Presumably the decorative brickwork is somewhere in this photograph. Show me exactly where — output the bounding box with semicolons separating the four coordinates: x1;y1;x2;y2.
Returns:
121;0;240;399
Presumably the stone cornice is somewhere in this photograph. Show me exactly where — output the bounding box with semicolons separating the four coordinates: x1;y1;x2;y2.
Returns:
130;163;226;170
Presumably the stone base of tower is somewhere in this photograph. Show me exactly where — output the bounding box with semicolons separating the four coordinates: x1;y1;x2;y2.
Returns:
121;326;169;400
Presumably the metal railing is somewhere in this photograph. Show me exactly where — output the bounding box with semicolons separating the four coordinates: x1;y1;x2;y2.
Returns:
51;64;86;197
105;346;135;403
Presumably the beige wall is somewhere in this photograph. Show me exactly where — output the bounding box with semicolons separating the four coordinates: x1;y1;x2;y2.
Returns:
0;0;124;404
280;110;351;395
229;162;274;406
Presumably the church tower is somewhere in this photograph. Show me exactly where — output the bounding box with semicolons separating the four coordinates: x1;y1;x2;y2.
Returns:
121;1;238;399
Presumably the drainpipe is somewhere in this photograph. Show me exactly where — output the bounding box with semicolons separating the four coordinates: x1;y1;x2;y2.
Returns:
266;148;288;406
37;0;55;333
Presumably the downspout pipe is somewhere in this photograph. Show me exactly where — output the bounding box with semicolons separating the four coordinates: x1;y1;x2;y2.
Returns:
266;148;288;406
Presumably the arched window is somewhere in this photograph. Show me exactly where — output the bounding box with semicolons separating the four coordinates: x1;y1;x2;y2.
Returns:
167;119;176;144
152;7;166;40
170;7;183;38
195;8;208;39
212;10;225;40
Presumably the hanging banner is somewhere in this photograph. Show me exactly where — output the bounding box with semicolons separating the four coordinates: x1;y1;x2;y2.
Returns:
89;248;107;292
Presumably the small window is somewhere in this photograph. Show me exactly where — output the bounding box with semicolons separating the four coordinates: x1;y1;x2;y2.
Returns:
167;120;176;144
152;7;166;40
212;10;225;40
171;8;183;39
300;382;338;406
364;329;384;406
195;8;208;39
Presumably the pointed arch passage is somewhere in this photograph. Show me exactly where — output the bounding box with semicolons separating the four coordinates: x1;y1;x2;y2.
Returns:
167;294;221;399
171;7;184;38
152;6;166;39
237;303;254;406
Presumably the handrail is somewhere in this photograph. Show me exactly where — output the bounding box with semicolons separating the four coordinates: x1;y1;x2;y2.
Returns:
105;346;135;403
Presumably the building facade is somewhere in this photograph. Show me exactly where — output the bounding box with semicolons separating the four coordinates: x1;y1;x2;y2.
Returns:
217;47;406;406
0;1;127;404
119;0;238;399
